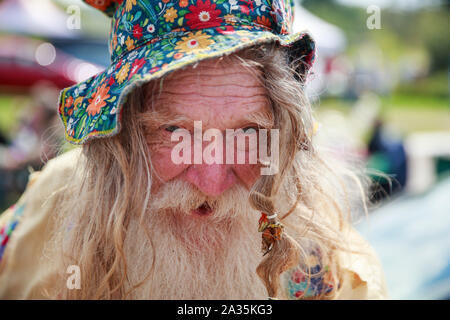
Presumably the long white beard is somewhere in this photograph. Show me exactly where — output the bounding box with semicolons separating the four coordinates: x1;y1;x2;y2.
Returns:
123;180;268;299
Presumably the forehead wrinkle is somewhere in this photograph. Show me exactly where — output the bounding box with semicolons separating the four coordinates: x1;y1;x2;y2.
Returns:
163;82;266;90
150;101;270;130
159;60;266;101
167;70;262;83
161;77;266;95
144;58;271;130
158;91;268;100
159;78;268;101
156;94;269;111
165;60;263;84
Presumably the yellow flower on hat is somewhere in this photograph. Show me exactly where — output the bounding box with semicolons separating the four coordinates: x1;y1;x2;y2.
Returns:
116;62;131;84
224;14;236;25
125;36;135;51
112;33;118;50
164;7;178;23
175;31;213;53
74;96;84;110
125;0;136;12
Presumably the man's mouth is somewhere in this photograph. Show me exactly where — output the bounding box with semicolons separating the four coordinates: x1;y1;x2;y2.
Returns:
191;201;213;216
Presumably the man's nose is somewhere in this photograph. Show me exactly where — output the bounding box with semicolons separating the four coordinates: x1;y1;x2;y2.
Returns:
183;163;237;197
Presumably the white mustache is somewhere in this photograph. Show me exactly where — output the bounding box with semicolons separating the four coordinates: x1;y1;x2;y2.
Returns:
148;179;256;222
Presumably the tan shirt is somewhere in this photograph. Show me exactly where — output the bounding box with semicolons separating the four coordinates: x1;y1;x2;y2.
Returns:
0;149;388;299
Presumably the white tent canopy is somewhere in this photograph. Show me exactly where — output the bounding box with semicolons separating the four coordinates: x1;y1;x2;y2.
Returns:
0;0;79;39
293;5;347;55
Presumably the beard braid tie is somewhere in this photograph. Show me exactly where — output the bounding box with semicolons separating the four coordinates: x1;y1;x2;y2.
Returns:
256;212;301;299
258;213;283;256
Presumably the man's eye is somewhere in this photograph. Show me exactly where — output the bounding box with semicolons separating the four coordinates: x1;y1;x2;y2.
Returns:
164;125;180;133
242;126;258;133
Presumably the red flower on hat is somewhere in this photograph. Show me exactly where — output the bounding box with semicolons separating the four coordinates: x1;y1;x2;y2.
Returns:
65;96;74;116
216;26;235;35
65;96;74;109
149;66;160;73
85;0;112;11
239;0;254;15
174;52;184;60
179;0;189;8
185;0;222;30
128;58;146;79
240;5;249;15
87;83;111;116
115;58;123;70
133;24;143;40
256;16;272;29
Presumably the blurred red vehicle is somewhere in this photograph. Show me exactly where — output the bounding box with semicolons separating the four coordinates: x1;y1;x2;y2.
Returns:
0;36;102;91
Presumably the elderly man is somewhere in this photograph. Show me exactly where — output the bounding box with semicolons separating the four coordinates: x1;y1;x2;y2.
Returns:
0;0;387;299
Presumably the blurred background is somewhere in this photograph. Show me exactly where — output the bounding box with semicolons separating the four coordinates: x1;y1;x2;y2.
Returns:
0;0;448;299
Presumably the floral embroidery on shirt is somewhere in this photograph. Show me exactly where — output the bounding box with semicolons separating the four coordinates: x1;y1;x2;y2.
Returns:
0;203;26;261
285;248;336;299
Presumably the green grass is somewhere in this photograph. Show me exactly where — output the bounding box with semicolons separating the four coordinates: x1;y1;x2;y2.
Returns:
396;72;449;98
315;93;449;137
0;95;30;137
379;93;449;134
381;93;448;110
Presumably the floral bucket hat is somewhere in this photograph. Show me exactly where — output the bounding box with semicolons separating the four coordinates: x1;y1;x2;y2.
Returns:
59;0;316;144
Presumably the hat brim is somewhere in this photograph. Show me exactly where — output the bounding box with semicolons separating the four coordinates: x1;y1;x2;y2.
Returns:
59;27;315;145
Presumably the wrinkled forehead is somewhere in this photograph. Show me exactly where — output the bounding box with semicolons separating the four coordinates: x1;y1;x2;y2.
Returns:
163;58;264;93
143;57;273;128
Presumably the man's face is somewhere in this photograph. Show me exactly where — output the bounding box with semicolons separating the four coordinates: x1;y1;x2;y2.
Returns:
145;58;271;217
